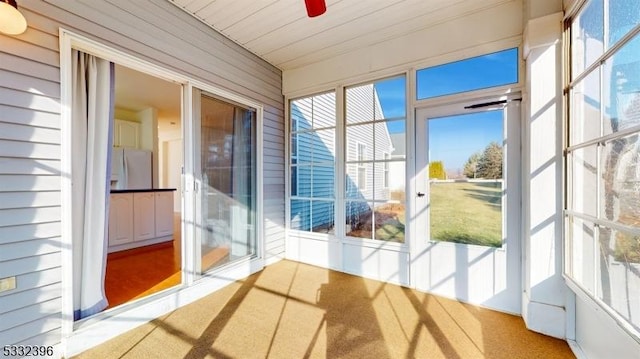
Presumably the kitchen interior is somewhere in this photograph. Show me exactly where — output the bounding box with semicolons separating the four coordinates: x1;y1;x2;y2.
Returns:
104;64;184;309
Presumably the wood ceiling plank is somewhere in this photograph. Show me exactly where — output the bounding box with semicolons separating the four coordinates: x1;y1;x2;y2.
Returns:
223;0;304;45
243;0;405;54
181;0;216;12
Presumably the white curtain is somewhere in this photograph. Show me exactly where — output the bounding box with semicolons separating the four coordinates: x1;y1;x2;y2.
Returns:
71;50;114;320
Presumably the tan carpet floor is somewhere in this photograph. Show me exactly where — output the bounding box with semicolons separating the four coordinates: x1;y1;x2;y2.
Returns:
74;260;575;359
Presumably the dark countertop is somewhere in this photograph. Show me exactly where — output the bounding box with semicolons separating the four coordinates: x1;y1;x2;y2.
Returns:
110;188;177;193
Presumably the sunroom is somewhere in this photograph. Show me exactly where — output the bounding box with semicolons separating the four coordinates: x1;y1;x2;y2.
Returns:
0;0;638;358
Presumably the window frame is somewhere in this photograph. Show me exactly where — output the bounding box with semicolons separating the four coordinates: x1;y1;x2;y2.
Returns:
565;0;640;341
415;47;519;100
290;118;299;197
288;91;337;233
344;76;407;242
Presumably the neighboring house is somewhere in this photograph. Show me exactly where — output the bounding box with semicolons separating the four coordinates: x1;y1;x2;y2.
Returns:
290;84;393;233
388;132;406;193
0;1;639;358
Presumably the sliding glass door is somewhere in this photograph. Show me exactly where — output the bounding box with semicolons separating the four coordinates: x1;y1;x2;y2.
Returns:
194;90;257;274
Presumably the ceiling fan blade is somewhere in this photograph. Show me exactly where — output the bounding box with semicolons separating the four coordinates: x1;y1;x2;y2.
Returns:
305;0;326;17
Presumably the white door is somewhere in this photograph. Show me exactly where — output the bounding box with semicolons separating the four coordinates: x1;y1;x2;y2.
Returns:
192;88;259;275
414;97;521;314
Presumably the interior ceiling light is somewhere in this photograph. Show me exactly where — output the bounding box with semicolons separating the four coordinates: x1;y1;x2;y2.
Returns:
0;0;27;35
305;0;326;18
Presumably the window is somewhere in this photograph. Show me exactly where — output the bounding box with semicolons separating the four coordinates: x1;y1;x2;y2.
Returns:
428;111;504;248
566;0;640;336
416;48;518;100
289;92;336;233
199;94;257;273
345;76;406;242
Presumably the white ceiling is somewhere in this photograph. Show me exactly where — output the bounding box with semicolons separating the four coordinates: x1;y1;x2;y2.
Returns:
169;0;514;71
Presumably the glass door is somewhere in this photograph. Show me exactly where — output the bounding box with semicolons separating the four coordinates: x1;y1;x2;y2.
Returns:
414;97;521;313
193;90;257;274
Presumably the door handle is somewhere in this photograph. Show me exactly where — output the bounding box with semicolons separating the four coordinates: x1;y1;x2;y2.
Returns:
417;192;425;197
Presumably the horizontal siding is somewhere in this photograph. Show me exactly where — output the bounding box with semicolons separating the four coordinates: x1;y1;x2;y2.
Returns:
0;140;60;160
0;69;60;98
0;158;60;175
0;314;61;345
0;175;60;192
0;222;61;245
0;32;59;68
0;238;61;262
16;328;63;349
0;105;61;129
0;123;60;144
0;298;61;332
0;252;61;277
0;207;61;227
0;53;59;83
0;269;61;299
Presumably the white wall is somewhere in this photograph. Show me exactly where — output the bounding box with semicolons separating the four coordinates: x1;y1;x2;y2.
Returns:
283;1;523;96
0;0;283;354
522;8;566;339
158;127;182;213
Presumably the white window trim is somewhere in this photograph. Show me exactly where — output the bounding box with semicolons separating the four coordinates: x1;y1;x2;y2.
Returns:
59;29;265;356
287;93;337;236
290;118;299;197
564;3;640;342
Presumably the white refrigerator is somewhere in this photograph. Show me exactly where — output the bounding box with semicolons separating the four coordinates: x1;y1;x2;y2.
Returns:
112;148;152;189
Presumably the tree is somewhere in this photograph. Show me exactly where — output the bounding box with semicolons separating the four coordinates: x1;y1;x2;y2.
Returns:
429;161;446;180
463;152;481;178
476;142;503;179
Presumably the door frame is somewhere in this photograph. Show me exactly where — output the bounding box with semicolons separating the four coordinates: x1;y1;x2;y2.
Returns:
190;87;264;278
411;93;522;314
59;29;265;356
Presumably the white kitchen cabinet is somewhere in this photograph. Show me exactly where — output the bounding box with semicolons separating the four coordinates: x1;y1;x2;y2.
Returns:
133;192;155;241
154;191;174;237
108;193;134;247
114;119;140;148
108;190;175;252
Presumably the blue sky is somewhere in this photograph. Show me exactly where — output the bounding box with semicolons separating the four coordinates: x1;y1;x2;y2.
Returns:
374;47;517;171
428;111;503;171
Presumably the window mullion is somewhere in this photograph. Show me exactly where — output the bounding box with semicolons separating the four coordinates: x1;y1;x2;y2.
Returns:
336;85;346;239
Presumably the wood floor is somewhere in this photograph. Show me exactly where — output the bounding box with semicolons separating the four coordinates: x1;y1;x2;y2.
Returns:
104;214;232;309
104;214;182;309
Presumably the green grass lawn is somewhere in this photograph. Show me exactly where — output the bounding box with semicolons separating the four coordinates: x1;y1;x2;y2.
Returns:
430;181;503;247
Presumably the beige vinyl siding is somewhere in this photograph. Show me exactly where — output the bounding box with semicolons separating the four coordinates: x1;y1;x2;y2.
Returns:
0;4;63;343
0;0;284;348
